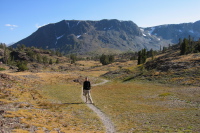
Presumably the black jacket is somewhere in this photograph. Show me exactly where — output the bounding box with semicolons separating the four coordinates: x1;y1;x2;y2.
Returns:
83;81;91;90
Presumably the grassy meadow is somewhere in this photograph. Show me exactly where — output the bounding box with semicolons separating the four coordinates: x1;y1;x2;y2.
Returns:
1;53;200;132
92;80;200;132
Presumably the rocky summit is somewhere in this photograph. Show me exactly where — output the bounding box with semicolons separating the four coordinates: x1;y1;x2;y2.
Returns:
12;19;170;55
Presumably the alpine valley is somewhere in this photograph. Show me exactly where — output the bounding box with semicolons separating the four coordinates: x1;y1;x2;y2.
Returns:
12;19;200;55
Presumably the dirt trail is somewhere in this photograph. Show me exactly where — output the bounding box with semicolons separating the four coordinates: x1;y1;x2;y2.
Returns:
92;79;109;87
82;79;115;133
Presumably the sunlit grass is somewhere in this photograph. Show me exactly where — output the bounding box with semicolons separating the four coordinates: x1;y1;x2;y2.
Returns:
74;70;108;77
12;129;29;133
40;82;104;132
92;80;200;132
2;72;104;132
77;60;101;68
42;83;82;103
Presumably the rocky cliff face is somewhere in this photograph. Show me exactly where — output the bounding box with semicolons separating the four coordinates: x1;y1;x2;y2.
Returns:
12;19;169;55
143;20;200;43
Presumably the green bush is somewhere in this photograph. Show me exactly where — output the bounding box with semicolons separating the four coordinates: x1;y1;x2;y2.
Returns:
16;61;28;71
100;54;114;65
49;59;53;64
0;67;6;71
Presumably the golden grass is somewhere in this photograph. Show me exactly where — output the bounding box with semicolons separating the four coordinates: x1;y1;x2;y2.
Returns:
2;71;104;132
12;129;29;133
76;60;101;67
92;80;200;132
0;99;13;104
74;70;108;77
172;53;200;63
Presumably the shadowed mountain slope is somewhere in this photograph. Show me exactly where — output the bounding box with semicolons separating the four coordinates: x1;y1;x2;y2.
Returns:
13;19;170;55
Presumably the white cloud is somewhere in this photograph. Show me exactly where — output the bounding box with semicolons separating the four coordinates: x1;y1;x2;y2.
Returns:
5;24;18;30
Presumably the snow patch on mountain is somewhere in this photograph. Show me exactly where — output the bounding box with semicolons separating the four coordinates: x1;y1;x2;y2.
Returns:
142;33;146;36
189;30;194;33
149;27;155;34
66;22;70;28
55;34;64;46
77;35;81;38
140;28;147;36
57;34;64;40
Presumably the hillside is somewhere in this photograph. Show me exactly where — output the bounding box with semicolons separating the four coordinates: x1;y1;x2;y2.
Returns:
0;44;72;72
144;49;200;86
102;43;200;87
12;19;170;55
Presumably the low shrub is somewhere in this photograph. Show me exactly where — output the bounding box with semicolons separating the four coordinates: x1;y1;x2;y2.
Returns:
159;92;171;97
0;67;6;71
16;61;28;71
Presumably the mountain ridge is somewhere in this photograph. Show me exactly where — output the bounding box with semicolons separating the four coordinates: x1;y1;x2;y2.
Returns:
12;19;200;55
143;20;200;43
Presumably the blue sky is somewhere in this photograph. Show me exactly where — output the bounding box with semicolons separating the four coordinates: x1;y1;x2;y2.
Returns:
1;0;200;45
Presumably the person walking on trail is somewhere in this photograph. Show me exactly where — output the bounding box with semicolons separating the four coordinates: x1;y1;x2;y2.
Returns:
83;77;93;104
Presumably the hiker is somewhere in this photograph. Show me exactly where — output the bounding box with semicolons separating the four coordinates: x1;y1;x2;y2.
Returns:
83;77;93;104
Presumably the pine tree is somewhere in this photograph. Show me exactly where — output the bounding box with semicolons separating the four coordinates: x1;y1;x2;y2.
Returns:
141;49;147;63
109;55;114;63
100;54;112;65
3;44;8;64
162;47;167;53
56;58;59;64
49;59;53;64
179;38;183;50
180;38;189;55
42;56;48;64
150;48;154;60
138;49;147;65
70;54;77;64
137;51;142;65
188;35;192;44
16;61;28;71
100;54;107;65
36;54;42;63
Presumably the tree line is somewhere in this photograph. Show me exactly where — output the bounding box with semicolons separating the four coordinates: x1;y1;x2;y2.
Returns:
137;48;158;65
100;54;115;65
180;36;200;55
1;35;199;71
